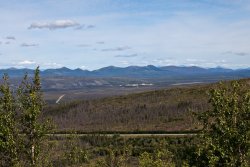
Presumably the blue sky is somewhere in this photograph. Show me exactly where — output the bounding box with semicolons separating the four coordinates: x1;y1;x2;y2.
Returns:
0;0;250;70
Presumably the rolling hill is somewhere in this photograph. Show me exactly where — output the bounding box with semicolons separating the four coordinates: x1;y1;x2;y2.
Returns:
44;78;250;133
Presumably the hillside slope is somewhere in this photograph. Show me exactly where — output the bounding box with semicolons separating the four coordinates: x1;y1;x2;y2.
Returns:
44;78;250;132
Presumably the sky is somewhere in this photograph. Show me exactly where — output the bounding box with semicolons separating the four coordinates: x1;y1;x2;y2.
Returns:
0;0;250;70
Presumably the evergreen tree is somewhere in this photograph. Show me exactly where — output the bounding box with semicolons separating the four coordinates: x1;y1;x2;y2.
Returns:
18;67;51;166
0;74;19;166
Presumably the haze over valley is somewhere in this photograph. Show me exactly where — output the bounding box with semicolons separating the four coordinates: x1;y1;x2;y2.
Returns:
1;65;250;103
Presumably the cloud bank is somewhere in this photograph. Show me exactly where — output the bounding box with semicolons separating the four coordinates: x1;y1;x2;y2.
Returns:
102;46;131;51
115;54;138;58
75;24;95;30
28;20;80;30
21;43;39;47
223;51;250;56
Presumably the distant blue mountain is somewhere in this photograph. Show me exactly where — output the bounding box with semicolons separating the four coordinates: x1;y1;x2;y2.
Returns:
0;65;249;78
0;68;34;77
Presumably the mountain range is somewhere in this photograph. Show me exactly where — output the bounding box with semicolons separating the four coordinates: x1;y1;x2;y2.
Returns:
0;65;249;78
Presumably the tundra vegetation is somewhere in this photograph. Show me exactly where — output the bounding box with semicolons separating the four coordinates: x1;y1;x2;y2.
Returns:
0;68;249;166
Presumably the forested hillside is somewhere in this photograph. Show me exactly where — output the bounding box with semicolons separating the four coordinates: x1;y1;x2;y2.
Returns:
44;78;250;132
1;69;249;166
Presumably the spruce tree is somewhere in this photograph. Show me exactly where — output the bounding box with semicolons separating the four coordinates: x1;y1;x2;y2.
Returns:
0;74;18;166
18;67;51;166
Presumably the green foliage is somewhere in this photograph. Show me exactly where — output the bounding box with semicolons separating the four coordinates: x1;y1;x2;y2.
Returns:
17;67;52;166
63;133;89;166
194;81;250;166
0;67;53;167
0;74;19;166
139;149;175;167
95;145;132;167
139;152;154;167
64;146;89;165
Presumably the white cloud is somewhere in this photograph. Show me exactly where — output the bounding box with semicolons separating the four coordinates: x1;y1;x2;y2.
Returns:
28;20;80;30
119;60;130;65
12;61;63;69
17;60;36;65
42;62;63;69
152;58;176;66
80;65;87;69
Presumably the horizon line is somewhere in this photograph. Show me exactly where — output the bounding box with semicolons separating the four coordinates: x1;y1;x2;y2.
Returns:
0;64;248;71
